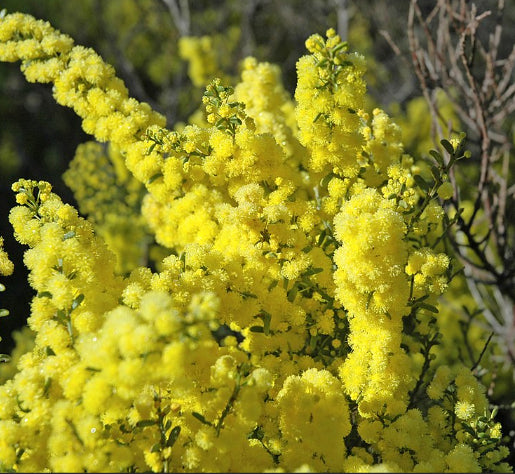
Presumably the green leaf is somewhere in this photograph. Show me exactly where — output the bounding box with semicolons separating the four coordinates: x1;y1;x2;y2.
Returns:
150;443;161;453
240;291;257;299
85;366;101;372
287;286;298;303
249;325;264;333
191;412;211;426
167;426;181;447
332;42;348;54
66;319;74;340
43;377;52;397
55;309;67;323
37;291;52;298
71;293;84;310
229;116;242;125
45;346;56;356
317;229;327;246
409;294;429;307
305;267;323;276
430;165;441;183
418;302;439;313
366;292;374;310
147;173;163;185
313;112;324;123
63;230;76;240
136;419;157;428
429;149;444;165
0;309;9;317
440;139;454;155
413;174;430;192
319;173;333;188
262;312;272;336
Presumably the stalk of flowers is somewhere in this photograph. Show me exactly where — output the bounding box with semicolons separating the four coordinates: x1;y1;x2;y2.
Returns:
295;28;367;178
0;179;125;470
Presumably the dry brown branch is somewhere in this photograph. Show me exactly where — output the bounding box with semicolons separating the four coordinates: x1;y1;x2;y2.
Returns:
161;0;190;37
407;0;515;367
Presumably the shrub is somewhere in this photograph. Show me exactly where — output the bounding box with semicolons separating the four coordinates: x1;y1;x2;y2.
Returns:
0;11;511;473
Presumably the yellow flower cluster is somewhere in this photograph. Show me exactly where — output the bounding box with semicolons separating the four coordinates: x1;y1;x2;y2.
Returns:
234;57;305;161
275;369;351;471
295;28;367;176
334;187;415;417
9;179;124;336
0;13;511;473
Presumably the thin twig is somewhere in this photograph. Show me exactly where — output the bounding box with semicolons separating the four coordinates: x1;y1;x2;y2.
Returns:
161;0;190;36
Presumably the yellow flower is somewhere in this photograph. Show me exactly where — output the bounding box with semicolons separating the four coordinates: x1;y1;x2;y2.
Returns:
0;237;13;276
445;444;481;473
454;400;475;420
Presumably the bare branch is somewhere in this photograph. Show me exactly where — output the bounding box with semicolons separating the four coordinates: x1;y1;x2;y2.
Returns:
161;0;190;36
331;0;349;41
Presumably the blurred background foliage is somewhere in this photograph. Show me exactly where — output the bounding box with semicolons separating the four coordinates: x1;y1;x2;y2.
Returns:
0;0;514;464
